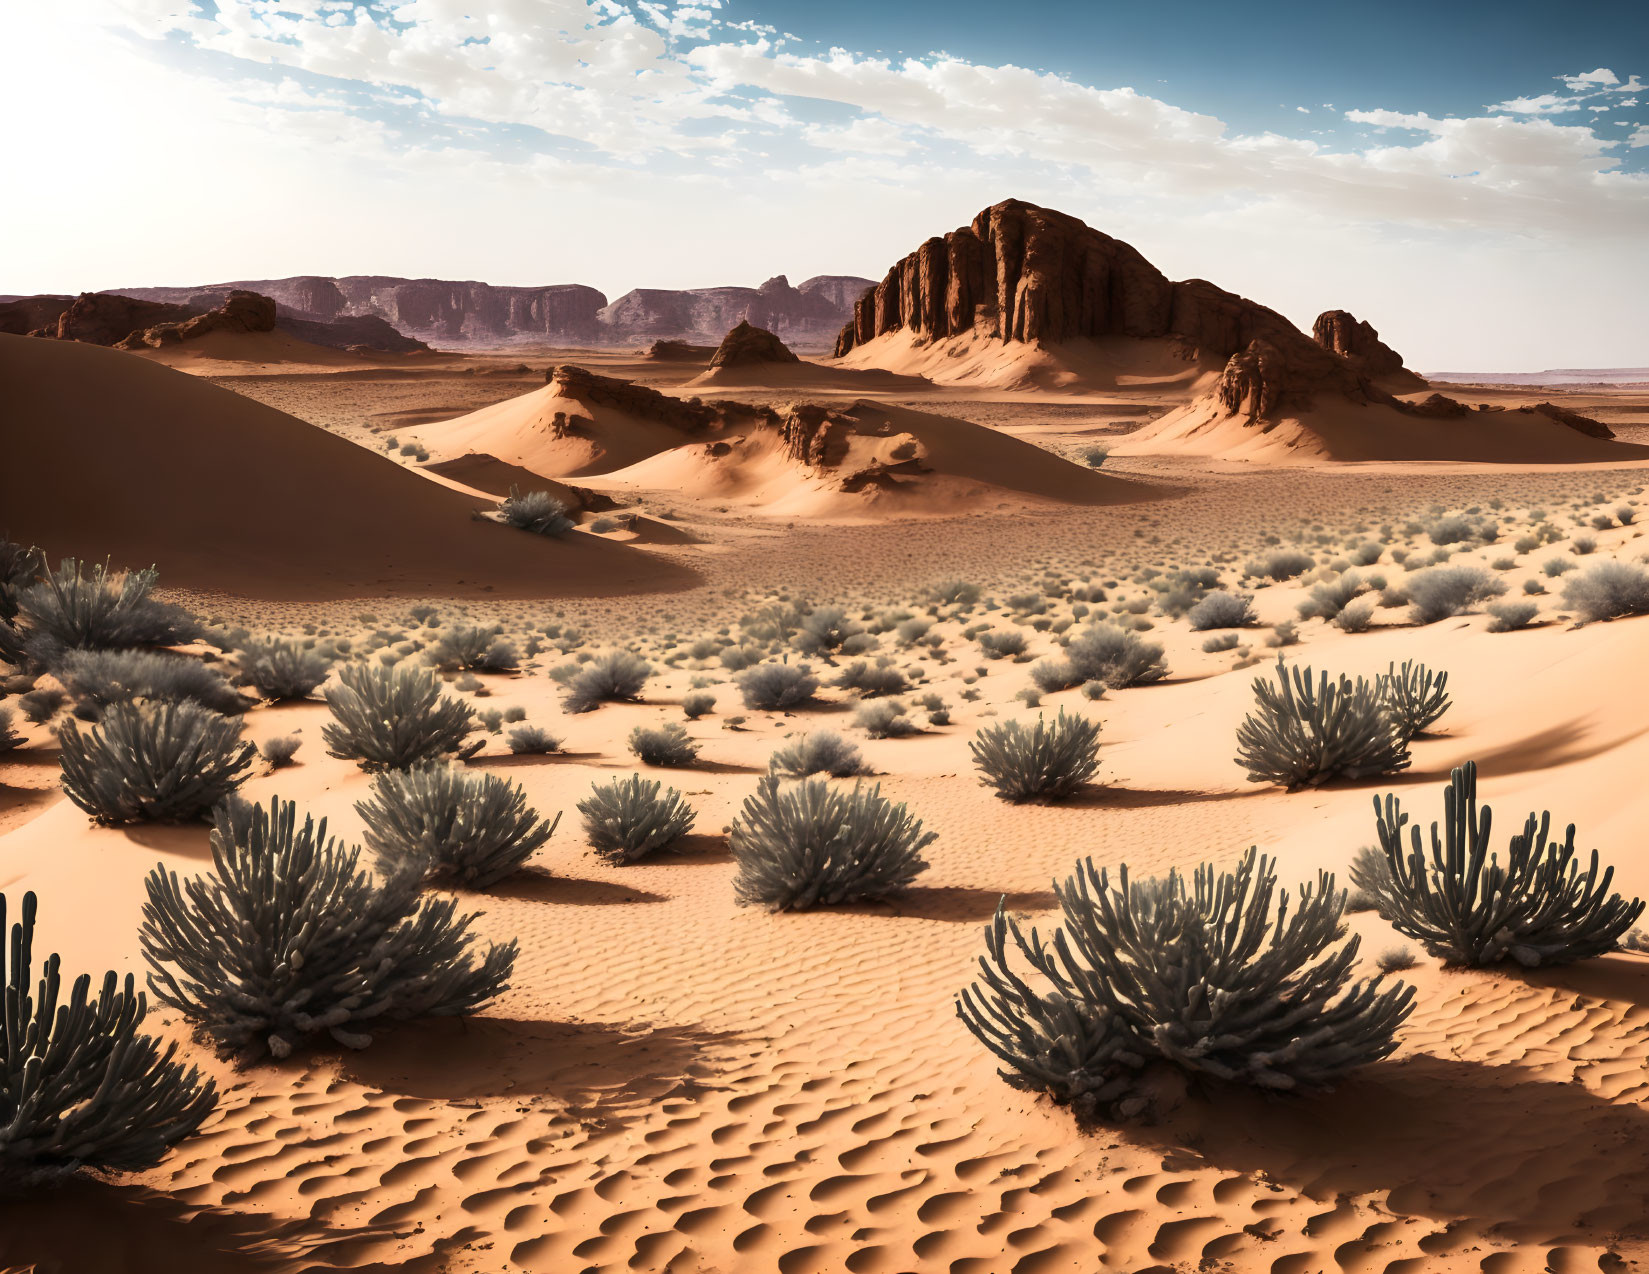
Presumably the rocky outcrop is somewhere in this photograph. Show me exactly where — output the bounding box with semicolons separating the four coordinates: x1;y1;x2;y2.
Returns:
1312;310;1424;389
104;272;871;349
0;295;72;336
645;340;717;361
115;290;277;349
1526;401;1614;440
37;293;199;345
548;365;721;433
280;312;430;354
1402;392;1472;419
709;321;800;369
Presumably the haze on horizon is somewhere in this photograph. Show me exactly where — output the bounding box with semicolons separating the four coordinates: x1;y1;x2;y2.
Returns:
5;0;1646;371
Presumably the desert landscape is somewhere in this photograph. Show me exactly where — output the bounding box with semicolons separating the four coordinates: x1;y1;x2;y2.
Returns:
5;7;1649;1273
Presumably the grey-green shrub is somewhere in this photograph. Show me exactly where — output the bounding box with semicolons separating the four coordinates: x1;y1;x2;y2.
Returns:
977;630;1028;660
59;701;255;824
1354;762;1644;967
958;848;1413;1112
1063;624;1167;688
1562;560;1649;622
970;711;1101;801
835;660;909;697
1406;566;1506;624
1236;657;1408;788
563;650;652;713
0;891;217;1187
357;766;558;887
1486;600;1539;632
56;649;248;720
142;796;517;1058
0;706;21;753
506;725;561;755
14;560;200;660
1376;660;1450;741
731;776;934;910
1297;571;1365;621
854;699;916;738
323;663;479;771
498;487;573;536
427;626;518;673
681;690;716;719
628;722;700;766
579;774;696;863
768;731;866;779
1185;591;1255;631
736;661;819;710
261;735;302;767
235;638;332;701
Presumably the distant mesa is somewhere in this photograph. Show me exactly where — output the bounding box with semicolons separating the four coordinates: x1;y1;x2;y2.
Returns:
114;289;278;349
398;364;1156;518
709;320;800;369
90;270;873;350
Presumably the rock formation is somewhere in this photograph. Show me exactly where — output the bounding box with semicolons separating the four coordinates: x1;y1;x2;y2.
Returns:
548;365;721;434
115;290;277;349
102;272;872;349
645;340;717;361
0;295;72;336
709;321;800;369
1312;310;1425;389
35;293;199;345
1525;401;1614;440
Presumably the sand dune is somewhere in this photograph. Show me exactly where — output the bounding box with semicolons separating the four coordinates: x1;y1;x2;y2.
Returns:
0;335;694;599
837;327;1221;394
689;355;931;394
1117;390;1649;464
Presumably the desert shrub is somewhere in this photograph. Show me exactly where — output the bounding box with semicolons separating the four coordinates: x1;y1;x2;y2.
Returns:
628;722;700;766
1266;620;1300;647
261;735;302;766
1406;566;1506;624
854;700;917;738
682;690;716;719
792;606;861;656
768;730;866;779
497;486;573;536
56;649;248;720
579;775;696;863
1376;946;1417;974
1202;633;1240;652
234;638;332;701
0;891;217;1187
929;580;981;607
1617;505;1636;525
1355;762;1644;966
1562;560;1649;622
0;539;44;624
834;660;909;697
970;711;1101;801
719;644;765;672
1236;657;1409;788
731;776;934;910
1333;598;1376;633
1572;535;1597;555
1485;600;1539;632
1425;515;1492;546
357;765;557;887
1063;624;1167;689
894;617;932;646
506;725;561;755
1297;571;1365;621
18;686;66;723
977;630;1029;660
323;663;479;770
427;626;518;673
59;701;255;824
1247;549;1315;582
1376;659;1451;741
142;796;517;1058
1543;556;1577;578
1185;591;1255;631
1029;657;1079;693
1080;444;1110;468
0;706;21;752
958;848;1413;1113
735;661;819;710
563;650;652;713
15;560;200;660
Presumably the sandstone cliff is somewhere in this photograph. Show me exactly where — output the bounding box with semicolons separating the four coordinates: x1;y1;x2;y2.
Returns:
1311;309;1425;390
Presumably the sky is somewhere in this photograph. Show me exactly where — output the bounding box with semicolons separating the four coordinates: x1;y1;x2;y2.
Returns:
4;1;1646;370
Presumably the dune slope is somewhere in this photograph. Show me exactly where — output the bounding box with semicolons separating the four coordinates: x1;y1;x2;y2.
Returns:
0;335;694;599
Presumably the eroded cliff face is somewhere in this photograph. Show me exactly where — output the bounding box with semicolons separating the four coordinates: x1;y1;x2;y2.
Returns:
103;272;871;348
1312;309;1425;389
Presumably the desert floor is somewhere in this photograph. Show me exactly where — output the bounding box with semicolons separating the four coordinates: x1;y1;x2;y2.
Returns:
3;347;1649;1274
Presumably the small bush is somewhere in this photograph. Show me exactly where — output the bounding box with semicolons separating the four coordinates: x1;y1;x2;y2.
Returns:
970;711;1101;801
835;660;910;697
731;776;934;910
1202;633;1239;652
357;766;558;887
628;722;700;766
564;650;652;713
0;706;21;753
0;891;217;1187
1236;657;1408;789
1375;946;1417;974
1063;624;1167;689
855;699;917;738
579;774;696;863
1571;535;1597;556
1297;571;1365;621
736;662;820;711
1406;566;1505;624
1377;660;1451;741
1355;762;1644;966
506;725;562;755
323;663;480;771
1247;549;1315;582
977;630;1029;660
59;701;255;824
18;685;67;723
1185;591;1255;631
791;606;861;656
1562;560;1649;622
1485;600;1539;632
235;638;332;701
427;626;518;673
261;735;302;767
15;560;200;660
56;649;248;720
768;730;867;779
682;690;716;719
1081;444;1110;468
142;796;517;1058
1542;556;1577;578
497;486;574;536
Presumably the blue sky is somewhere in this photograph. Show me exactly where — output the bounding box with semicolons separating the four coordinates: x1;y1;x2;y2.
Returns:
5;1;1646;368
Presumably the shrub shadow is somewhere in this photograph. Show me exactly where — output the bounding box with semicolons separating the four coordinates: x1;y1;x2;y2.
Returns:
1062;784;1264;810
837;885;1059;922
485;867;667;906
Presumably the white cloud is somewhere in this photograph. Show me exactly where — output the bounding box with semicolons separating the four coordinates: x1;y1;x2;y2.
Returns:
1490;92;1584;115
1561;68;1619;89
801;115;914;155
